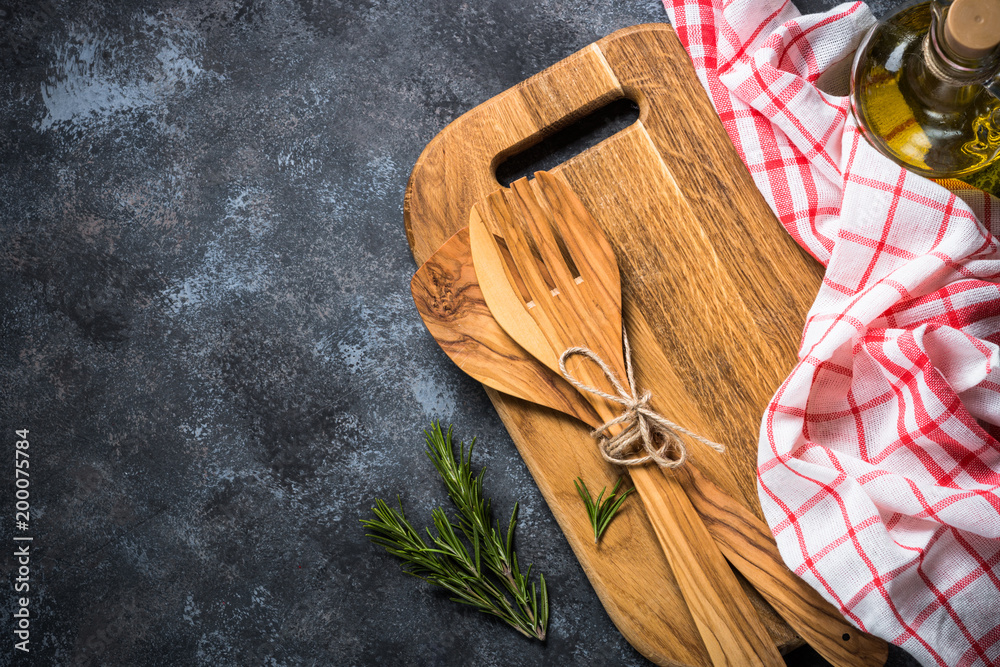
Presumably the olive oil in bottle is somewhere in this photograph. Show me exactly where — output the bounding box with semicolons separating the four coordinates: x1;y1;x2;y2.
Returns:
964;153;1000;195
850;0;1000;180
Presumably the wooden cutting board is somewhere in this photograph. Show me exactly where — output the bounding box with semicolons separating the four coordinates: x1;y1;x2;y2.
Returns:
404;24;827;666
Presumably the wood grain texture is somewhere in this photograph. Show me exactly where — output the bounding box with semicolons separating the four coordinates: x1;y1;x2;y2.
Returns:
411;227;602;427
415;225;886;666
679;465;889;667
470;172;784;666
404;23;884;667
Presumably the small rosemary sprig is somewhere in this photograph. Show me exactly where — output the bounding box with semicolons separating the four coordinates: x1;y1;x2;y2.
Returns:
361;423;548;640
575;476;634;544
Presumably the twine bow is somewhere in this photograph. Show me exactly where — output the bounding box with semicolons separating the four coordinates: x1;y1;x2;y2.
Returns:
557;331;725;469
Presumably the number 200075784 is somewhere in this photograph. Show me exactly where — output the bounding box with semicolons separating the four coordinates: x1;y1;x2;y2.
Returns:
15;430;30;527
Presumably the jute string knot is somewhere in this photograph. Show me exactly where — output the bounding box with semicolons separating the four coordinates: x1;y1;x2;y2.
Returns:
557;331;725;469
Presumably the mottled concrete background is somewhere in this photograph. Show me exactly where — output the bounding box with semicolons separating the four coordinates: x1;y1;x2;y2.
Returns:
1;0;917;665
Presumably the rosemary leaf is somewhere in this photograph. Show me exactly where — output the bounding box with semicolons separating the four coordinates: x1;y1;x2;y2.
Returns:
361;422;548;641
575;476;635;544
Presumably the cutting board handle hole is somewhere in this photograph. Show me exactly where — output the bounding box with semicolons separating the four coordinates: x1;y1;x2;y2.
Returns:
494;97;639;187
842;633;851;641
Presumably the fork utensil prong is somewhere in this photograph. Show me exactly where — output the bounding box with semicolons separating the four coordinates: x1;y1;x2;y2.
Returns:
469;171;785;667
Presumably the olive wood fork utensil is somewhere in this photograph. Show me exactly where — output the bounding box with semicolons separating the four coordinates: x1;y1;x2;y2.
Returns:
412;226;887;667
468;171;784;667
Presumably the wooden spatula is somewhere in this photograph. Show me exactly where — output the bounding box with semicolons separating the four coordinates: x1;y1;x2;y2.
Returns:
469;171;784;667
412;226;887;667
410;227;601;427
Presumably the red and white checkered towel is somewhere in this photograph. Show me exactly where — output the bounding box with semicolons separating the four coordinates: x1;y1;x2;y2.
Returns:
662;1;1000;664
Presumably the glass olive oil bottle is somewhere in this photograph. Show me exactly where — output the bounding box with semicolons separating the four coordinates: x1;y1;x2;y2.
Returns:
851;0;1000;186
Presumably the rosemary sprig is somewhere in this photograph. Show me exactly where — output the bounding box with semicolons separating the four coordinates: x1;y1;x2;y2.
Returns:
361;423;548;640
575;476;634;544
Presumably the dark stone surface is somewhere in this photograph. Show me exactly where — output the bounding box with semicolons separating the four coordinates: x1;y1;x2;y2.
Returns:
0;0;920;665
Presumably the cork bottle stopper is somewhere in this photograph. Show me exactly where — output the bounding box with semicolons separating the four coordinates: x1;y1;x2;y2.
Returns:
944;0;1000;60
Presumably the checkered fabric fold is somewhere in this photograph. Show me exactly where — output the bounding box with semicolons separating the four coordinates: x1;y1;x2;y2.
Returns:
662;1;1000;664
